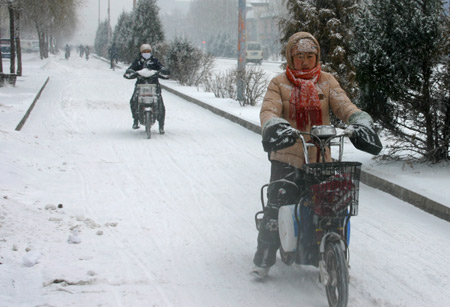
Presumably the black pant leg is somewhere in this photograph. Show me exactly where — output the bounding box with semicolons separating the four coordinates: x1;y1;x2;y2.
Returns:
130;87;138;120
253;161;299;267
158;96;166;128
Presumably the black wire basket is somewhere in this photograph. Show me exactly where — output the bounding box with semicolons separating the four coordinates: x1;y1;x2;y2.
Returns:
303;162;362;217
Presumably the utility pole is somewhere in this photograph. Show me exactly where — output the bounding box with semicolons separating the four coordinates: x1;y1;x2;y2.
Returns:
133;0;136;9
98;0;100;25
237;0;246;103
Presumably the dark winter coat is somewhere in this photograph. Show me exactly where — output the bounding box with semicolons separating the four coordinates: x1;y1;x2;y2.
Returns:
109;45;118;60
127;54;164;86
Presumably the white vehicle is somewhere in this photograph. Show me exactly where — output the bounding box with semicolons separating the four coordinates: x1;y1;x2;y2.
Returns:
246;41;263;65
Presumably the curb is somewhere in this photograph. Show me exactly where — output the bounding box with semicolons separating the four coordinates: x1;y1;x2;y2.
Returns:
92;54;123;70
161;83;450;223
161;85;261;135
360;172;450;222
15;77;50;131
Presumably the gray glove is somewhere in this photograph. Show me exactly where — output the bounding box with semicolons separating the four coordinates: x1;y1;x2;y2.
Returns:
346;111;382;155
262;118;297;152
123;69;137;79
347;111;374;128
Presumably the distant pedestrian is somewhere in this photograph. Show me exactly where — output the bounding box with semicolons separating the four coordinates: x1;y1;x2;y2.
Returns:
65;44;70;60
85;45;90;60
109;43;118;69
79;44;85;57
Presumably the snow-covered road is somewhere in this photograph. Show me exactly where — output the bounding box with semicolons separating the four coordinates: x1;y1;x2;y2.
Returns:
1;54;449;306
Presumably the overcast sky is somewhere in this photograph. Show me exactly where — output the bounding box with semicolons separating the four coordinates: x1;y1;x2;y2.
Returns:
73;0;190;45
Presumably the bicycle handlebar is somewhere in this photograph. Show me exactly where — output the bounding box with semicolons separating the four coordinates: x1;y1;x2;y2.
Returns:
124;68;169;80
292;125;354;164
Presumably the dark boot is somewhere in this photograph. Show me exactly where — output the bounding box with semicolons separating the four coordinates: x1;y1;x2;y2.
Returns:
158;97;165;135
132;119;139;129
253;237;279;268
252;205;280;274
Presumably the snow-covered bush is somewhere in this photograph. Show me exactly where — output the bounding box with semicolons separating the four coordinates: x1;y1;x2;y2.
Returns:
241;66;269;106
201;66;269;106
165;36;214;86
202;69;237;99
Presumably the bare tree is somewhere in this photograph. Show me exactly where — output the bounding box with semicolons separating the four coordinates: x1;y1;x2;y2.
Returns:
19;0;80;58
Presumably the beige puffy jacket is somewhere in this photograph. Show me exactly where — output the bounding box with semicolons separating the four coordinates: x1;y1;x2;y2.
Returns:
260;32;360;168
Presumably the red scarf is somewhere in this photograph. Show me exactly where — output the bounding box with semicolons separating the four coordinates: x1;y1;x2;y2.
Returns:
286;65;322;130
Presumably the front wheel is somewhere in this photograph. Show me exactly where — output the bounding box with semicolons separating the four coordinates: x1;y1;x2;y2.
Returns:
325;241;349;307
145;111;152;139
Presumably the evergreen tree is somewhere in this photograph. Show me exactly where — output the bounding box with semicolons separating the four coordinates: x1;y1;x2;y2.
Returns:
112;11;134;63
94;20;110;58
131;0;164;54
279;0;360;100
354;0;449;162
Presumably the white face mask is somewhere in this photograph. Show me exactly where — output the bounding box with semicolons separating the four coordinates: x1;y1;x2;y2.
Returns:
141;52;151;60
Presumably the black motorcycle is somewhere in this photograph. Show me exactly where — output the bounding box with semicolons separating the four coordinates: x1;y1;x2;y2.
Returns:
124;68;167;139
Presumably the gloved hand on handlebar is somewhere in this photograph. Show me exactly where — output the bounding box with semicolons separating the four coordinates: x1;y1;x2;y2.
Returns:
159;68;170;80
123;69;137;79
345;111;382;155
262;118;298;152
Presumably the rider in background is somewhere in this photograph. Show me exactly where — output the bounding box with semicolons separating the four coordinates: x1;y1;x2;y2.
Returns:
252;31;379;278
124;44;167;133
79;44;85;57
85;45;90;60
64;44;70;60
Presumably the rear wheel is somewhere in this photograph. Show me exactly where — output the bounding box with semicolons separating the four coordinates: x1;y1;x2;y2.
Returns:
145;111;152;139
325;241;349;307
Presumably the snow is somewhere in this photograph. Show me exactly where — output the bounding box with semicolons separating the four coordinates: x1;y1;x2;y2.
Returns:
170;58;450;207
1;53;450;306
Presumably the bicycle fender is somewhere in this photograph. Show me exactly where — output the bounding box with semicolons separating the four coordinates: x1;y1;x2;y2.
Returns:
319;232;344;254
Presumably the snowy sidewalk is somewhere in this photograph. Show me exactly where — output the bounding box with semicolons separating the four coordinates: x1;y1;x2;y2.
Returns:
0;58;49;131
